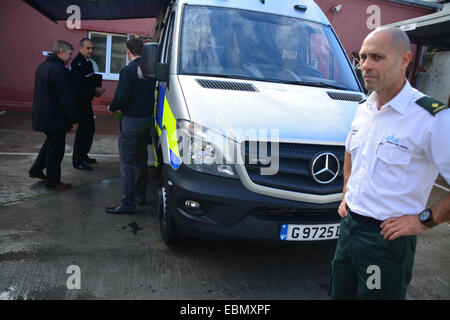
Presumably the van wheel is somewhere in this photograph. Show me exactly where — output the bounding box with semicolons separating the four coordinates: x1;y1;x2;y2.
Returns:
157;186;181;246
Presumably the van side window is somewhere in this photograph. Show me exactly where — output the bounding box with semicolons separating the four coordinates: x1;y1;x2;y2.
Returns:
162;12;175;64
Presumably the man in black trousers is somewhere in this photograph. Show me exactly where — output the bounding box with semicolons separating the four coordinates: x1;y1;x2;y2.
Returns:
71;38;105;171
29;40;78;190
106;37;156;214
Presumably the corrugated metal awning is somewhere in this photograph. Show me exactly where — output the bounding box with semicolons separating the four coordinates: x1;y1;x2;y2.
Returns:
23;0;170;22
385;0;442;11
385;10;450;50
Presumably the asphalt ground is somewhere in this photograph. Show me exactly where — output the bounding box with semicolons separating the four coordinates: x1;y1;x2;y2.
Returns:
0;111;449;300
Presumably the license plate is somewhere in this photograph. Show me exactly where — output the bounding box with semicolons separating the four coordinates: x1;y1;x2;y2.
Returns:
280;223;340;241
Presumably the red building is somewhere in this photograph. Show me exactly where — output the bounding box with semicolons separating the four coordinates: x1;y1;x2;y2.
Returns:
316;0;437;61
0;0;156;115
0;0;439;114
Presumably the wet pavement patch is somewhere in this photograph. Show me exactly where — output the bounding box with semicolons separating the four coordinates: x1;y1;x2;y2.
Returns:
0;251;38;262
127;222;143;235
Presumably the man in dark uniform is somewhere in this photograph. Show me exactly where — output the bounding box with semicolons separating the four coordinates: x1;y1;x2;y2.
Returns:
71;38;105;171
28;40;78;190
106;37;156;214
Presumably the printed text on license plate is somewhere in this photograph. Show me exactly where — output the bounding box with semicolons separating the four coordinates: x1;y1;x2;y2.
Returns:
280;223;340;241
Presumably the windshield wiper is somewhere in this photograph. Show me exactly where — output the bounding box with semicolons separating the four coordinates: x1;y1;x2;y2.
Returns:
185;73;256;82
314;82;352;91
282;80;352;91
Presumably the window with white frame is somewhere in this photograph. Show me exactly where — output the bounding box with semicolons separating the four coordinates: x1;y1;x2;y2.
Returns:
89;32;128;80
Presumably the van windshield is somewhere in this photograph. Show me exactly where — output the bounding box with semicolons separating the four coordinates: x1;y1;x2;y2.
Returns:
180;6;360;91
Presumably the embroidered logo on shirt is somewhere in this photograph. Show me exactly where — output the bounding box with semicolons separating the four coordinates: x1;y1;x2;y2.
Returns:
384;134;408;150
385;134;399;145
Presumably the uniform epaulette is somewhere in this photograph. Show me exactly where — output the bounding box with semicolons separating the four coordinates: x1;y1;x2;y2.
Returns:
416;96;448;116
359;98;367;104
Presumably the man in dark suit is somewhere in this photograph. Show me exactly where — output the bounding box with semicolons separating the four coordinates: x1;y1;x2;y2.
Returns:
106;37;156;214
71;38;105;171
28;40;78;190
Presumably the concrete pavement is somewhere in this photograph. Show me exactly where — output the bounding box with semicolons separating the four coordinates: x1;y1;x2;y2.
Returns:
0;111;120;205
0;111;449;300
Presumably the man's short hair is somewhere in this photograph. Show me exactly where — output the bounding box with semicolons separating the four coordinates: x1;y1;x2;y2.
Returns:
126;37;144;56
52;40;74;54
372;27;411;54
80;37;93;48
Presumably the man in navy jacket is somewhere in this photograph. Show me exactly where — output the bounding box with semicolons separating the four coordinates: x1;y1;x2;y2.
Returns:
106;37;156;214
28;40;78;190
71;38;105;170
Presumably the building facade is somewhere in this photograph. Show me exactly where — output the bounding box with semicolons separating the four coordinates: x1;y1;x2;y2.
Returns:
0;0;438;114
0;0;155;115
316;0;436;61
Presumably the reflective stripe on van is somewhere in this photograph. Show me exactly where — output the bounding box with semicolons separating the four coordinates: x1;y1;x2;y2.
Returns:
155;83;182;170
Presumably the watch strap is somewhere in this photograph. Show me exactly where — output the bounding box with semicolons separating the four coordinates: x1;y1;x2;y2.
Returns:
424;218;438;229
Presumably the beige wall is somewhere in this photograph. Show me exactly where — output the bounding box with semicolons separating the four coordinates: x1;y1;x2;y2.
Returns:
416;51;450;104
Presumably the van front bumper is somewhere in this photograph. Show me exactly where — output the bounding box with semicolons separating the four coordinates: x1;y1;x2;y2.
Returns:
163;164;341;242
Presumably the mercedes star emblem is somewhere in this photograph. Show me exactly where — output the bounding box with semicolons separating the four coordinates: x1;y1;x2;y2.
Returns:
311;152;340;184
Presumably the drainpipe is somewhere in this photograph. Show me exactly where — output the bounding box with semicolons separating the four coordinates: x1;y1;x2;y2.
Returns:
410;40;423;86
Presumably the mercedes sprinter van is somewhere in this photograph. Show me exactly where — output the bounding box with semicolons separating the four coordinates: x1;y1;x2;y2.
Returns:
141;0;364;245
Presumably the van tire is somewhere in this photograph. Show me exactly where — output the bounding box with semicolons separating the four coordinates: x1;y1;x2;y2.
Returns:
158;185;182;246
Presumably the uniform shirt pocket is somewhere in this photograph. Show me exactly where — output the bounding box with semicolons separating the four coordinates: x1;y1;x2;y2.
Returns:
376;143;412;165
371;143;412;190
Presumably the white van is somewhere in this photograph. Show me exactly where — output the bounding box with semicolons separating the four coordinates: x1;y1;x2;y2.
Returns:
141;0;365;245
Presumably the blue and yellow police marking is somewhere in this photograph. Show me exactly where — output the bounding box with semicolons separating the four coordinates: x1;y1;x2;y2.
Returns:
155;83;182;170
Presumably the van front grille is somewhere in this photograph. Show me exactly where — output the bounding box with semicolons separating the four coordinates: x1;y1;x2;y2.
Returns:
242;142;344;195
253;207;340;222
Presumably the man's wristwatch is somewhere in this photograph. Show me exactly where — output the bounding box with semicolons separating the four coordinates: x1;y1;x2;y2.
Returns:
418;208;438;229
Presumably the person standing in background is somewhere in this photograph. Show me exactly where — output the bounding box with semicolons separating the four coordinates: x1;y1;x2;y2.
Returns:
28;40;78;190
71;38;105;171
106;37;156;214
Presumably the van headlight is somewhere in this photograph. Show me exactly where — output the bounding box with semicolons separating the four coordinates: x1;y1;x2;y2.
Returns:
177;120;238;179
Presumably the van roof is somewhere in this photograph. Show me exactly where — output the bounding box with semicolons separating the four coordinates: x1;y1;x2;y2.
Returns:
177;0;330;25
24;0;329;25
